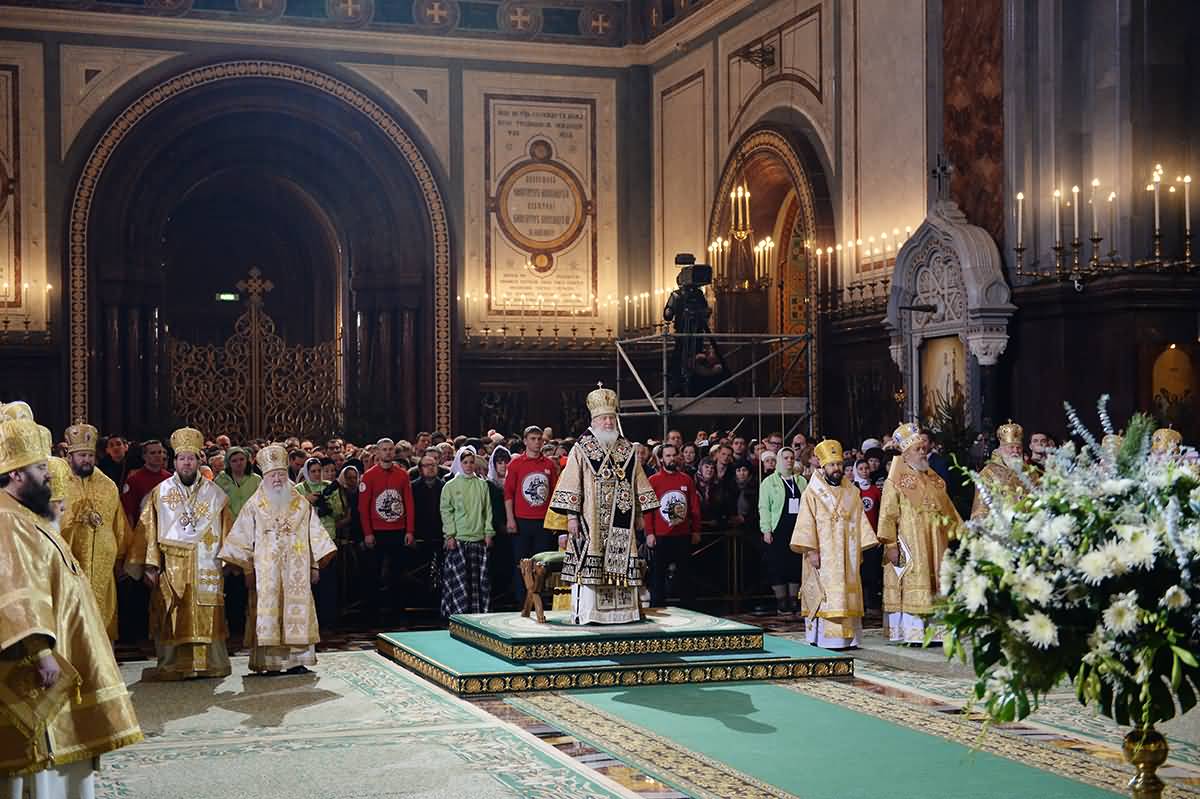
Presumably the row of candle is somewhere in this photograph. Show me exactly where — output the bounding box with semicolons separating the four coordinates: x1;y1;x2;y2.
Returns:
457;289;668;329
809;225;917;276
1015;166;1192;249
0;281;53;325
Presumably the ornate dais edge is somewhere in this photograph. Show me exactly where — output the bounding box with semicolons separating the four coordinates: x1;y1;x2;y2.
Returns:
448;621;765;662
376;638;853;696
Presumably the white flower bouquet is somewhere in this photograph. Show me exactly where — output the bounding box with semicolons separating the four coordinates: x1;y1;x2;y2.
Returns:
938;399;1200;730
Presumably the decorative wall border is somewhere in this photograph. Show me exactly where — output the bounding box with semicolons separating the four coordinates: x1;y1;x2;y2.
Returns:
67;60;452;431
377;636;853;696
447;619;764;662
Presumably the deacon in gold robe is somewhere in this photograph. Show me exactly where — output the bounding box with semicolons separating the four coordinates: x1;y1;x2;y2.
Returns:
126;427;233;680
550;385;659;624
877;423;962;644
219;445;336;675
790;440;879;650
970;421;1030;520
58;423;133;640
0;417;142;795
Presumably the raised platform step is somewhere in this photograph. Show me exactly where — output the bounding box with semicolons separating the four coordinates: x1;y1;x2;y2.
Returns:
377;629;853;696
448;607;763;662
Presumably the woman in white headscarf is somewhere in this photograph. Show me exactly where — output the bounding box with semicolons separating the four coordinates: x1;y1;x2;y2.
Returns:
448;445;478;477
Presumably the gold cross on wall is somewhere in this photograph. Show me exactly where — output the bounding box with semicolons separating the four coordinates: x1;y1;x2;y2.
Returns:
426;1;449;24
510;6;531;30
336;0;362;16
591;13;611;34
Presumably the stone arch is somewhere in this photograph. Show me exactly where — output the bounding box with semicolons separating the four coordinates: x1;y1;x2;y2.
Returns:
885;200;1015;429
67;59;452;431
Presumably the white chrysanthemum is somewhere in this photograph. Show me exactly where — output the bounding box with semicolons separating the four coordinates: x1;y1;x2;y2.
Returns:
1018;612;1060;649
1017;574;1054;606
1103;593;1140;635
1100;478;1135;495
1025;511;1048;535
981;539;1014;572
1161;586;1192;610
1048;514;1077;539
961;572;989;613
1078;549;1113;585
1125;533;1158;570
1101;541;1131;577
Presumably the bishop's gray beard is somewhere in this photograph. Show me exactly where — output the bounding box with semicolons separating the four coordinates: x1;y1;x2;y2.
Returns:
909;459;930;472
263;481;294;512
1002;454;1025;471
593;428;619;447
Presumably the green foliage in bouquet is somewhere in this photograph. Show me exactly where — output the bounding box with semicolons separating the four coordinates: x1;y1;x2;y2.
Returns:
938;396;1200;729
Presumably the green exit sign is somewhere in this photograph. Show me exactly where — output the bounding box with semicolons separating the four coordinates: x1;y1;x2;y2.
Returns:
215;292;239;302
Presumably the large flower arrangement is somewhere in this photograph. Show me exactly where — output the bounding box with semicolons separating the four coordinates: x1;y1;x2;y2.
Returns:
939;400;1200;730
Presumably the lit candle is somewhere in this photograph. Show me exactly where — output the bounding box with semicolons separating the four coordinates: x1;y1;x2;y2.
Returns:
825;247;833;290
815;246;823;290
834;243;842;281
1071;185;1080;240
44;284;51;327
1053;189;1062;245
1090;179;1100;237
1108;192;1116;248
1186;176;1192;234
22;282;29;318
1015;192;1024;248
1154;173;1162;233
624;295;630;328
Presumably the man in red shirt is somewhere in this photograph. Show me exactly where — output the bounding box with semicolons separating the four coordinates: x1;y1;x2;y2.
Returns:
504;426;559;603
121;439;171;526
358;438;416;621
643;444;701;609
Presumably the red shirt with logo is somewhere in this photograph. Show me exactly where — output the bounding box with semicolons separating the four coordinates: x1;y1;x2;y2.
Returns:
643;469;702;536
859;483;883;531
358;463;416;536
121;467;171;527
504;453;558;520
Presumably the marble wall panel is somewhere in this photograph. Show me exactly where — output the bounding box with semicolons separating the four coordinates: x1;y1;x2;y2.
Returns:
0;42;46;329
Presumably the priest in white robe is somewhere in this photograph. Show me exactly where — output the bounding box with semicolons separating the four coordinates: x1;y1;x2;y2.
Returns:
219;445;336;675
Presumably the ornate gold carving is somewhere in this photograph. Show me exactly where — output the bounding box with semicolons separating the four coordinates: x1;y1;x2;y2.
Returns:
69;61;451;431
167;269;341;441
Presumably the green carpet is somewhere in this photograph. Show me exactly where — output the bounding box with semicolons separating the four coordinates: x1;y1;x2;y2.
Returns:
96;651;639;799
512;681;1134;799
379;631;852;694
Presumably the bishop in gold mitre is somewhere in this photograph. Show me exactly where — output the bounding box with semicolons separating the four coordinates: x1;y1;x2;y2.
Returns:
219;445;336;675
550;384;659;624
790;439;879;650
58;423;133;640
125;427;233;680
969;421;1031;521
0;417;142;792
1152;427;1183;458
877;422;962;644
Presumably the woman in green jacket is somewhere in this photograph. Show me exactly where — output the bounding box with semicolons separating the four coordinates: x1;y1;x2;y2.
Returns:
757;447;807;615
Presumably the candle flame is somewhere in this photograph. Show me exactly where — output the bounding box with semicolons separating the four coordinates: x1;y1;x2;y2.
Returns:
1108;192;1116;201
1016;192;1024;200
1053;189;1061;198
1091;178;1100;188
1187;176;1193;184
1154;173;1162;184
1072;185;1080;193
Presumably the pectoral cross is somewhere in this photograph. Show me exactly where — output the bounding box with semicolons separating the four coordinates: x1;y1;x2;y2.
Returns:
930;153;954;203
591;13;611;34
509;6;531;30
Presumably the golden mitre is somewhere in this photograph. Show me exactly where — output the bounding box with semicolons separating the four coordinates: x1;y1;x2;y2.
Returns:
814;439;844;467
0;418;50;474
65;423;99;455
255;444;289;474
587;383;619;420
1152;427;1183;455
48;456;72;503
170;427;205;456
996;420;1024;446
0;400;35;421
892;421;922;452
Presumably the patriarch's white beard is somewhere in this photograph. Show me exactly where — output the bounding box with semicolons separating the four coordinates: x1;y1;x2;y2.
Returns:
593;428;619;447
263;481;294;512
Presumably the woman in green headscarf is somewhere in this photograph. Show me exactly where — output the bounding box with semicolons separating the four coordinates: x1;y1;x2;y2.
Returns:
215;446;261;520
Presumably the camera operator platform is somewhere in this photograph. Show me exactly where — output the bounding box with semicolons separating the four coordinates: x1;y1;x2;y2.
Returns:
614;253;813;441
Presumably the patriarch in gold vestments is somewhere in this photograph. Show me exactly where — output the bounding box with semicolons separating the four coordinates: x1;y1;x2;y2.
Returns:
970;421;1031;521
0;417;142;795
125;427;233;680
877;423;962;644
58;423;133;640
550;385;659;625
790;439;879;650
219;445;336;675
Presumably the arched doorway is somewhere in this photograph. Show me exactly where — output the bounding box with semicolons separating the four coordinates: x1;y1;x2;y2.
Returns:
68;61;451;439
708;126;832;432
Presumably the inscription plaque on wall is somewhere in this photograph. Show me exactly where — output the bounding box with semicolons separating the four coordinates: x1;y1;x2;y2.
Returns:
485;95;597;317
